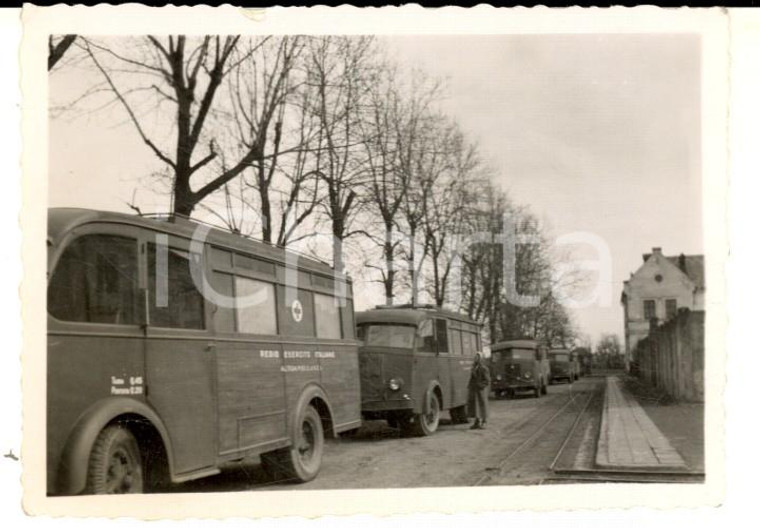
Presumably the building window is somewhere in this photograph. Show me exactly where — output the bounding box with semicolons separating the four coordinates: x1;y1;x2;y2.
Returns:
666;299;677;319
643;300;656;320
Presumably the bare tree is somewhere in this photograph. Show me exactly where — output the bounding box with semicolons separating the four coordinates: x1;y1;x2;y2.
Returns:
595;333;623;368
357;65;443;304
421;125;481;307
395;109;446;305
304;36;378;271
485;209;579;344
356;66;403;303
271;91;324;247
222;36;314;244
459;180;510;338
79;35;280;217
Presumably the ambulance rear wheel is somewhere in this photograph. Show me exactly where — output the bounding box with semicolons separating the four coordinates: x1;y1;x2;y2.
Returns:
262;405;323;483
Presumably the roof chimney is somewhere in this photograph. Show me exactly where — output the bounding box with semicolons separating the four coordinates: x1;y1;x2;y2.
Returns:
678;253;687;272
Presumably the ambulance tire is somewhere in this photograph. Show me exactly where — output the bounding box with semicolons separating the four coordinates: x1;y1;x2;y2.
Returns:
261;405;324;483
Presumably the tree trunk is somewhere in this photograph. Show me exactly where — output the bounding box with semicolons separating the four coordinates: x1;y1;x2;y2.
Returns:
409;224;418;306
173;176;195;217
383;221;394;305
333;236;344;274
432;247;442;307
258;162;273;244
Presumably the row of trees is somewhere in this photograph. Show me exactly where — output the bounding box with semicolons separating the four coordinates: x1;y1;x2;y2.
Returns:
593;334;625;369
50;34;581;347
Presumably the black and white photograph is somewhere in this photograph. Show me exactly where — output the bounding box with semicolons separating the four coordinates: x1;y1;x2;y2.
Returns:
17;4;733;519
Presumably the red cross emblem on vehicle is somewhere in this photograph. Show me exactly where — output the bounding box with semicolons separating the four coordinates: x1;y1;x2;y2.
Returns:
291;299;303;322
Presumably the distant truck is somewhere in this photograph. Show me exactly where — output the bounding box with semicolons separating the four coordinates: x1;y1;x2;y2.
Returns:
489;339;550;398
548;349;576;384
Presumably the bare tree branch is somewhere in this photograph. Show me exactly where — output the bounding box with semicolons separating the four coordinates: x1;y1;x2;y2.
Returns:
48;34;77;71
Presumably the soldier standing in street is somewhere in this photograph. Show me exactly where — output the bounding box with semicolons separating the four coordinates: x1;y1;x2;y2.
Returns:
468;352;490;430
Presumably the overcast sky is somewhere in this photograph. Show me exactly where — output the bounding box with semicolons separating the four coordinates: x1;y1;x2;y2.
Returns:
49;34;702;345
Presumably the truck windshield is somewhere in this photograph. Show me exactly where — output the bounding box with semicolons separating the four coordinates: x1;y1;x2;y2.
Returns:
358;324;416;349
497;349;534;361
551;353;569;362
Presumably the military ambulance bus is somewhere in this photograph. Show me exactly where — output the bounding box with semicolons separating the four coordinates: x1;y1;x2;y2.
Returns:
46;208;361;495
355;306;481;436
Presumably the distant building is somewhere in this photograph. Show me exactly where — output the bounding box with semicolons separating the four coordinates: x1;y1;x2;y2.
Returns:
620;247;705;368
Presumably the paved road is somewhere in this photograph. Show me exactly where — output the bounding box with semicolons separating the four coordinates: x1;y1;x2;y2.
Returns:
169;377;604;493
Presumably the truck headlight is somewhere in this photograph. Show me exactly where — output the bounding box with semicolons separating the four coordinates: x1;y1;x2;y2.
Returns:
388;378;403;391
496;375;502;381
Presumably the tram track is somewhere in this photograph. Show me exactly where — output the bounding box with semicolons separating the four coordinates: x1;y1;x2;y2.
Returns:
473;376;704;486
547;378;705;484
473;382;597;486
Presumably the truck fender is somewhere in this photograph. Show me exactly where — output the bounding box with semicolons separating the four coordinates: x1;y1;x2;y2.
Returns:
54;397;174;496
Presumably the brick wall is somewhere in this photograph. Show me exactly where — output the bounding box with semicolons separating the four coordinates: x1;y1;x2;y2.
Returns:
632;309;704;402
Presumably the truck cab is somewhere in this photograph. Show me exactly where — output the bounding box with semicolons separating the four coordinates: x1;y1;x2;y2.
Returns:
490;339;549;398
355;306;481;436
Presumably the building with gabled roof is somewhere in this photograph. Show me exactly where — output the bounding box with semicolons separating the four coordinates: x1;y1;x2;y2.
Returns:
620;247;705;368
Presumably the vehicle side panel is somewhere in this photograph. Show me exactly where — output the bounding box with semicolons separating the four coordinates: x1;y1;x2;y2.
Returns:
412;352;438;413
47;327;145;494
214;339;287;456
436;352;452;409
317;341;361;429
282;342;321;436
145;331;217;474
447;354;471;408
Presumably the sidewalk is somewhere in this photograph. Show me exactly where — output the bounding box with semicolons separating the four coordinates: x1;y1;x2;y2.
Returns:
622;373;705;473
596;375;688;471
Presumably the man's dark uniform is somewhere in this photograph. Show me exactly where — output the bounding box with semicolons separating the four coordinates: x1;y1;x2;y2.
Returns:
468;354;490;429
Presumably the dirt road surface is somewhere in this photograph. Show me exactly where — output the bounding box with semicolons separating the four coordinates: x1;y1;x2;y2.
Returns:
169;377;604;493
